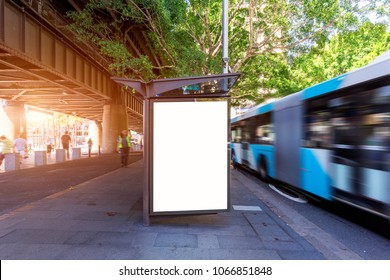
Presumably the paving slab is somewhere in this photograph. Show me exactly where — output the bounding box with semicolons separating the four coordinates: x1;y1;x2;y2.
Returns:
0;154;330;260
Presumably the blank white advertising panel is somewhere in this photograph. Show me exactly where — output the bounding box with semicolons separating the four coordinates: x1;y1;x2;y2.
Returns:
152;100;229;213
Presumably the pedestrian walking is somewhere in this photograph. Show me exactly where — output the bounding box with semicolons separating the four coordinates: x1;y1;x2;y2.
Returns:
117;130;131;167
87;138;93;157
46;138;53;154
61;131;71;159
13;134;27;164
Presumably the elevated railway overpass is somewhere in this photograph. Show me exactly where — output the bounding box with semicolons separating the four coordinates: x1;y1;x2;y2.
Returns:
0;0;155;152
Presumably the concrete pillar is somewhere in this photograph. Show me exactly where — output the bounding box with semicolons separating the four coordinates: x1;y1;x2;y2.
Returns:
72;147;81;159
4;153;20;171
34;150;47;166
0;103;14;139
102;103;128;153
3;101;27;139
95;121;103;155
56;149;66;163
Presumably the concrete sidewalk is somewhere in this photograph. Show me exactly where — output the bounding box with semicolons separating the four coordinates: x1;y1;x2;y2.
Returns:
0;157;328;260
0;153;142;215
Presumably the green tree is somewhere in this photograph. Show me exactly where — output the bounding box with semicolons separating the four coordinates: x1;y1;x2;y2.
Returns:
178;0;389;105
66;0;192;80
67;0;389;105
289;22;390;91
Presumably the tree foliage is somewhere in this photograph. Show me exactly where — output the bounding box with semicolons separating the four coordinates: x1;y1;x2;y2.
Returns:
66;0;191;80
66;0;390;106
289;22;390;91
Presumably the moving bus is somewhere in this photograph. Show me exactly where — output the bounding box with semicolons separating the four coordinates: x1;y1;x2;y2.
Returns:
231;51;390;219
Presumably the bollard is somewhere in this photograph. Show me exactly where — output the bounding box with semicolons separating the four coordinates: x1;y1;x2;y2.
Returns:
72;147;81;159
34;150;47;166
56;149;66;163
4;153;20;171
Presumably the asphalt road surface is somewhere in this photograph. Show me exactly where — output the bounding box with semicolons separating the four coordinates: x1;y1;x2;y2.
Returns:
235;167;390;260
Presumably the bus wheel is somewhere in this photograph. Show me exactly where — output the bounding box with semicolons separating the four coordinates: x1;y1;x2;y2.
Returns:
259;157;268;182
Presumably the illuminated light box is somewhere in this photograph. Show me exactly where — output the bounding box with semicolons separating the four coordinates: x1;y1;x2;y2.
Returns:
152;100;229;214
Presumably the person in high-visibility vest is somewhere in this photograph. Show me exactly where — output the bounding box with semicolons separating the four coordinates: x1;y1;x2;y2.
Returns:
118;129;131;167
0;135;13;168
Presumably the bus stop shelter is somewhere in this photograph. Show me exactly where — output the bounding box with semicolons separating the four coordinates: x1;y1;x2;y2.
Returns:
112;73;240;225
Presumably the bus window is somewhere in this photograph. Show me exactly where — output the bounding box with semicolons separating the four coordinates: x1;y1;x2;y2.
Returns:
363;124;389;147
333;122;357;146
243;128;251;143
304;110;331;148
231;126;242;143
256;124;274;144
360;113;390;171
250;112;273;144
304;94;334;148
256;126;262;141
373;85;390;104
231;128;236;142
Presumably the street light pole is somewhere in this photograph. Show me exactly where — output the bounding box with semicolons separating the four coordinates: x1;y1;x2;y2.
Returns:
222;0;229;74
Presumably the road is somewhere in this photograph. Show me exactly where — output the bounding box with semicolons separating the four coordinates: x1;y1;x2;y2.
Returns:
234;167;390;260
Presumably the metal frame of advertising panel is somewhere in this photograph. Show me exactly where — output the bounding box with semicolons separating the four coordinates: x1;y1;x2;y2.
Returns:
150;98;230;215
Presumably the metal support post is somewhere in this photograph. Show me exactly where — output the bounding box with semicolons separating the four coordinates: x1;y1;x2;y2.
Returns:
222;0;229;74
143;97;151;226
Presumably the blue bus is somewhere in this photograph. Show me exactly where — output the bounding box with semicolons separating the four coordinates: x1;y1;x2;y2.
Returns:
231;51;390;220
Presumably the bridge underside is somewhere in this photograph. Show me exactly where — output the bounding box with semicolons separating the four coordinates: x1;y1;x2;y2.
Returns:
0;44;144;132
0;0;152;133
0;43;144;132
0;44;109;122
